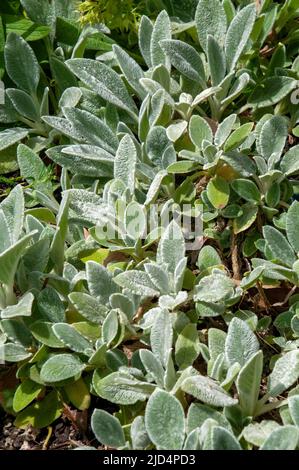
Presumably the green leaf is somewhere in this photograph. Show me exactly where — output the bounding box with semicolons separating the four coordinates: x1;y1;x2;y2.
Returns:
286;202;299;254
214;114;237;147
223;123;254;152
13;379;43;413
62;107;118;154
259;116;288;161
249;77;297;108
114;270;159;297
242;421;280;447
0;127;29;152
233;203;258;234
260;426;299;450
207;35;226;86
263;225;296;267
114;135;137;194
167;160;199;174
37;287;65;323
268;350;299;397
157;220;185;274
138;15;153;68
207;175;230;209
194;273;235;303
86;261;118;304
66;59;138;117
195;0;227;52
40;354;85;383
140;349;165;387
14;390;63;429
31;321;65;348
93;370;155;405
0;343;31;362
196;246;222;271
187;403;232;434
1;184;24;245
145;389;185;450
0;231;36;286
4;32;40;94
225;318;259;368
113;45;145;99
91;409;125;448
236;351;263;417
210;426;241;450
6;88;39;121
189;115;213;148
160;39;205;82
181;375;238;407
52;323;93;355
175;323;200;369
150;10;171;68
150;309;173;368
231;179;260;203
1;292;34;319
225;4;256;71
68;292;108;324
287;396;299;428
280;145;299;175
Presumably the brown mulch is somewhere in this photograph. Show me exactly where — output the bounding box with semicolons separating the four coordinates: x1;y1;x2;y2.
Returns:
0;413;98;450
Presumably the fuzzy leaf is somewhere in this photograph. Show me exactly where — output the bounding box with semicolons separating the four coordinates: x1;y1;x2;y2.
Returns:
195;0;227;51
145;390;185;450
181;375;238;407
91;409;125;448
225;4;256;71
40;354;85;383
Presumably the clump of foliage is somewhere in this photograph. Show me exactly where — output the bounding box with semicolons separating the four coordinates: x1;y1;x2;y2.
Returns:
1;0;299;451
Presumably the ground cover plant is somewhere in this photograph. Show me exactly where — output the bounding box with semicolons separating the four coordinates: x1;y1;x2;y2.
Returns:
1;0;299;451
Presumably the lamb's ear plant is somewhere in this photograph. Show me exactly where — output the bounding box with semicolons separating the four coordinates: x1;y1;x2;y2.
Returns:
2;0;299;452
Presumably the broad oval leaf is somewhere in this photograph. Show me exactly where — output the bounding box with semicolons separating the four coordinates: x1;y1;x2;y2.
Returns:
145;389;185;450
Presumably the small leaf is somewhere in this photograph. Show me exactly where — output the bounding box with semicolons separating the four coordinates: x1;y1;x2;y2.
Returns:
160;39;205;82
175;323;200;369
157;220;185;274
231;179;260;203
281;145;299;176
260;426;299;450
114;135;137;194
249;77;297;108
225;318;259;367
13;379;43;413
91;409;125;448
263;225;296;267
224;123;254;152
225;4;256;71
233;203;258;234
145;390;185;450
52;323;93;355
195;273;235;303
40;354;85;383
150;10;171;68
114;270;159;297
93;370;154;405
195;0;227;51
181;375;238;407
4;32;40;94
286;201;299;254
268;350;299;397
207;35;226;86
259;116;288;161
210;426;241;450
207;175;230;209
189;115;213;148
150;309;173;368
236;351;263;417
66;59;137;117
